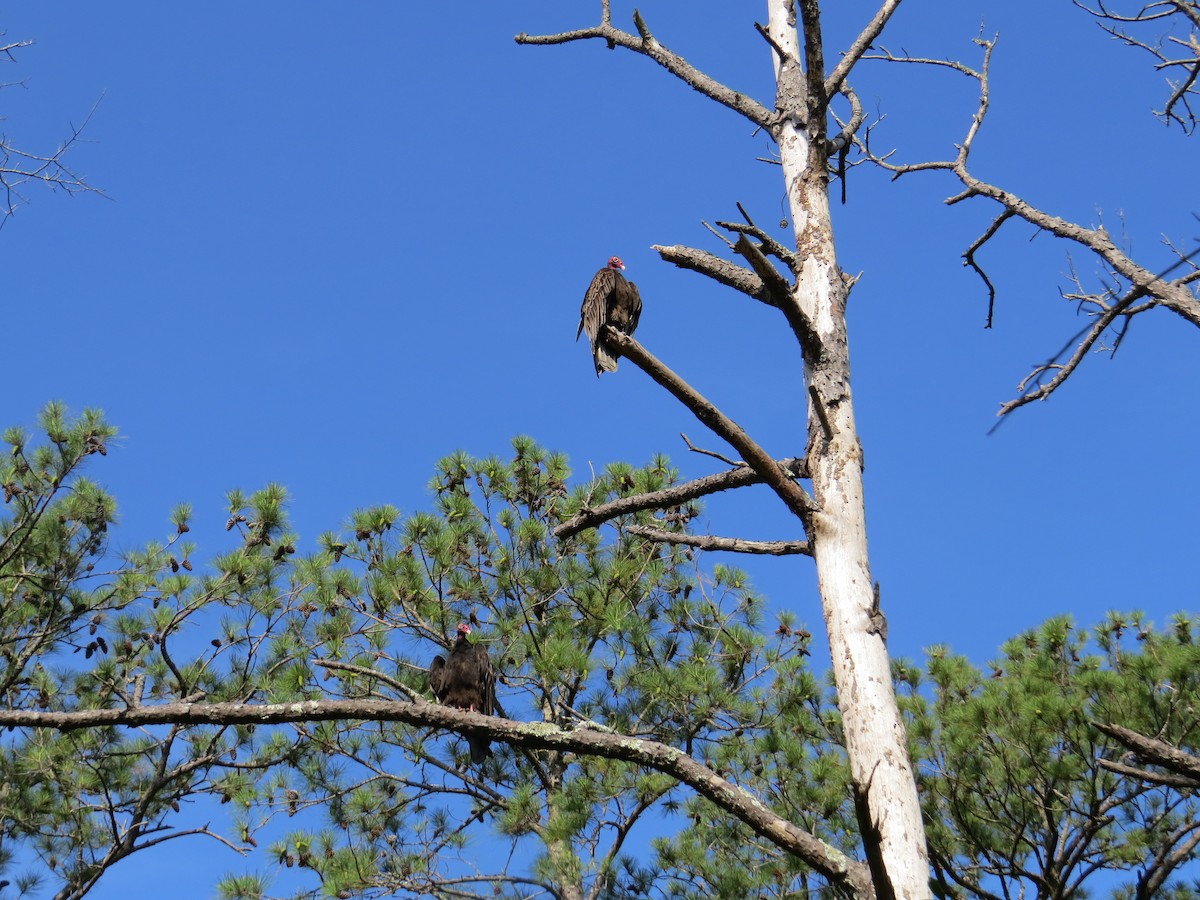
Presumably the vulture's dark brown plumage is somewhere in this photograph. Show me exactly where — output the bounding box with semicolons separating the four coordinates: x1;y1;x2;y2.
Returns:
577;255;642;376
429;623;496;763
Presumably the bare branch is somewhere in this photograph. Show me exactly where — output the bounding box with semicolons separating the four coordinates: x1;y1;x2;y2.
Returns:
732;232;796;305
952;184;1200;328
730;232;824;359
652;243;776;306
994;241;1200;418
826;0;905;99
314;657;424;702
1074;0;1200;132
624;525;811;556
963;209;1015;328
602;327;817;522
701;219;737;250
865;37;1200;326
993;282;1145;419
828;83;866;205
515;9;774;131
554;456;807;540
680;431;742;466
858;31;1200;419
0;91;105;224
715;218;799;272
658;224;821;360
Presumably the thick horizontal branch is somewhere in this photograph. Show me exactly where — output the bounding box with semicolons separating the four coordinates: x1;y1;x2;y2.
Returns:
515;8;773;131
653;243;776;306
1093;721;1200;784
0;697;870;894
603;328;817;523
1096;757;1200;789
555;457;807;540
624;524;811;556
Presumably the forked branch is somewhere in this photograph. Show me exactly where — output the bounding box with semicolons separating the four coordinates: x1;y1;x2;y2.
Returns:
1073;0;1200;133
0;37;104;223
602;327;817;523
657;206;822;358
515;3;774;131
555;456;808;539
825;0;905;99
653;243;777;307
857;31;1200;417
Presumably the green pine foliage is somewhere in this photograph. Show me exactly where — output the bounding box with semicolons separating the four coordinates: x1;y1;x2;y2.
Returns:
900;613;1200;900
257;437;822;898
3;405;1200;899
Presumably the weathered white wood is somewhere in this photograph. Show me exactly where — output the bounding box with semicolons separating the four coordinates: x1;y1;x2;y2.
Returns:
767;2;931;897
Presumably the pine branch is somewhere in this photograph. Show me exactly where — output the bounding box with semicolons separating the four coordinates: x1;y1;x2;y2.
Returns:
554;456;807;539
0;698;872;895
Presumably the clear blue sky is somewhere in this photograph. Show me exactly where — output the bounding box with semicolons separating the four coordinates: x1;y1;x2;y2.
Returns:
2;2;1197;896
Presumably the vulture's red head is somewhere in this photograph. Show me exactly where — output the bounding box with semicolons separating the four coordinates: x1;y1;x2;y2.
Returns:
607;256;626;271
455;623;471;637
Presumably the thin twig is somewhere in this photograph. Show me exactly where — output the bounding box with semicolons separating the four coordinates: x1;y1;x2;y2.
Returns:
680;431;741;467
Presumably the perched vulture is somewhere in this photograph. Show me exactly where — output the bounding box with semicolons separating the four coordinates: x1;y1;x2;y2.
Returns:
429;623;496;763
577;255;642;376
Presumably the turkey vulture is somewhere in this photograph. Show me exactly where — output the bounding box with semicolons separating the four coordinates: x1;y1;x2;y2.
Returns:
429;623;496;763
577;256;642;376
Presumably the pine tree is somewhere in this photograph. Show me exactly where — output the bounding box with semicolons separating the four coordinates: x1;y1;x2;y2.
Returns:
903;613;1200;899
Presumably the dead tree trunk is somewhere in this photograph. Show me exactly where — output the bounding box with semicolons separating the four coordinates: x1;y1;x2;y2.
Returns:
767;3;927;897
519;1;929;895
